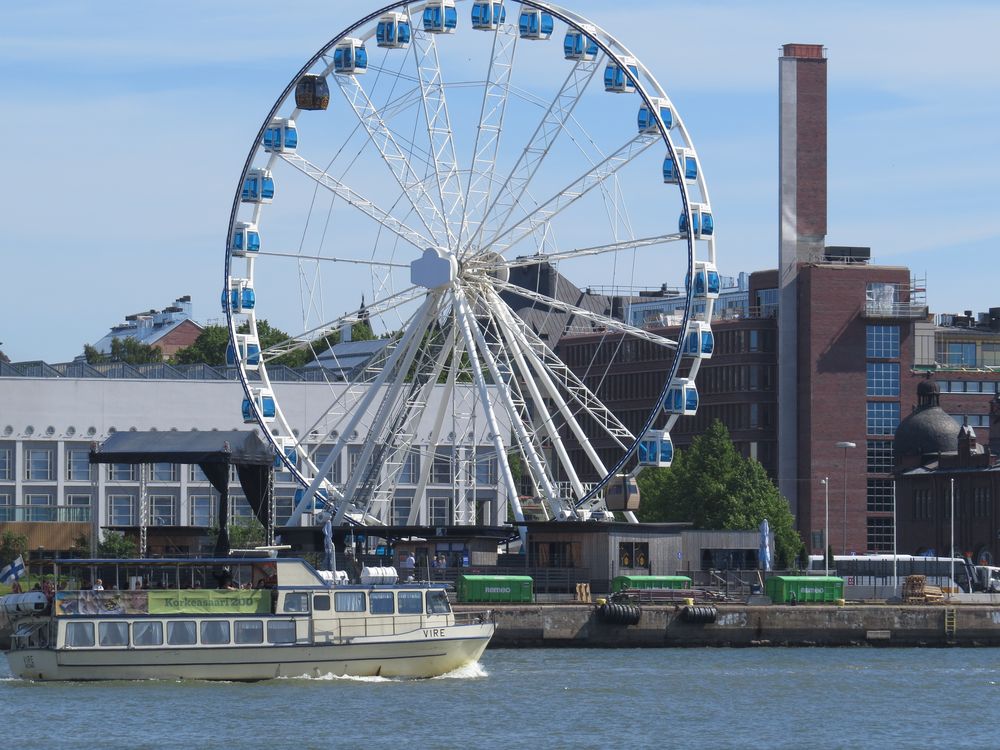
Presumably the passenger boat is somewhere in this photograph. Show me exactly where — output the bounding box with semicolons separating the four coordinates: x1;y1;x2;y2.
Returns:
1;556;493;681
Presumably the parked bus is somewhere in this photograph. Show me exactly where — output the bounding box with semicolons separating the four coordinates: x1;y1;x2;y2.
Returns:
807;554;974;594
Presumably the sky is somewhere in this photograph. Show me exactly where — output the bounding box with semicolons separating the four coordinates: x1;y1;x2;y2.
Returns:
1;0;998;363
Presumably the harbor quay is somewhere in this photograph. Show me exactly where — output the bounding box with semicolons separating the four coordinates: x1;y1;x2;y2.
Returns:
460;603;1000;648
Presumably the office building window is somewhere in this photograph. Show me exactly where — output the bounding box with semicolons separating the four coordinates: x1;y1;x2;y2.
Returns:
66;449;94;482
392;493;414;526
190;495;215;527
230;495;253;520
151;495;176;526
431;451;452;484
151;463;177;482
0;447;12;481
866;363;899;397
66;494;92;522
866;441;894;473
475;454;497;485
26;493;54;521
109;464;136;482
867;479;894;512
866;517;893;552
0;494;13;521
867;402;900;435
429;495;452;526
398;452;419;484
109;495;134;526
25;448;53;481
189;464;209;483
982;343;1000;368
945;341;977;367
866;325;900;359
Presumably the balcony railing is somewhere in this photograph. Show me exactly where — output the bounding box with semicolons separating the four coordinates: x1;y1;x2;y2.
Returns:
862;302;929;320
0;505;91;523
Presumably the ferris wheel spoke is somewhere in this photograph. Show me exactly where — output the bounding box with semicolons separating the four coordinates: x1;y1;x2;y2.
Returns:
276;152;436;251
500;232;686;269
485;132;660;255
458;19;518;252
411;28;465;248
332;73;451;246
468;56;604;257
491;279;677;349
260;286;424;362
256;249;409;269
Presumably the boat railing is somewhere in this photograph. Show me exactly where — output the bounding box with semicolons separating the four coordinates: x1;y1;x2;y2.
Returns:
312;607;492;644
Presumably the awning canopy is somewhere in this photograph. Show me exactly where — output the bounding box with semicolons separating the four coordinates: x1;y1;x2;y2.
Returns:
89;430;274;466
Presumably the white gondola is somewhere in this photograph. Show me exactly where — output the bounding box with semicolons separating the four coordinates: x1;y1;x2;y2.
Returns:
223;280;255;313
262;117;297;153
471;1;506;30
564;25;598;60
518;9;553;40
682;321;714;359
423;0;458;33
376;12;411;48
663;148;698;184
241;169;274;204
638;98;673;134
225;333;262;369
663;378;698;416
273;438;299;470
679;203;714;239
230;222;260;257
604;55;638;93
637;430;673;468
242;388;276;423
334;38;368;74
692;261;721;300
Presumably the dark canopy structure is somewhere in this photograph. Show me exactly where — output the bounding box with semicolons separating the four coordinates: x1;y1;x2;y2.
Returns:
90;431;275;557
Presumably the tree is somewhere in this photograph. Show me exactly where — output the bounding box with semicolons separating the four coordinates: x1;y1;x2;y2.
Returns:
85;337;162;365
172;325;230;366
636;419;803;567
97;531;137;558
0;529;28;566
171;320;349;368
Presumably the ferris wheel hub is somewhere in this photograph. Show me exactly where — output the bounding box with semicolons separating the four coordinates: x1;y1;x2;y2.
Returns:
410;247;458;290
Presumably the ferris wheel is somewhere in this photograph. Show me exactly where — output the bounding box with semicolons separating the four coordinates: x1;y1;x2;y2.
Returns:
224;0;718;535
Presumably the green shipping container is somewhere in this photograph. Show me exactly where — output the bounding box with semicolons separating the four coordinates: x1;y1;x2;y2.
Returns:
456;575;533;603
612;575;692;592
764;576;844;603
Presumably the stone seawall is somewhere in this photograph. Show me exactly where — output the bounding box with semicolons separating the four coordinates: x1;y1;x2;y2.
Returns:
464;604;1000;647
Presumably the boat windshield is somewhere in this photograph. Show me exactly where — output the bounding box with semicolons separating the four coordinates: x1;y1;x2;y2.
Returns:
426;589;450;615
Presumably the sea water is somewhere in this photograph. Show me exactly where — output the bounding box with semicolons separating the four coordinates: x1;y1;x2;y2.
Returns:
4;648;1000;749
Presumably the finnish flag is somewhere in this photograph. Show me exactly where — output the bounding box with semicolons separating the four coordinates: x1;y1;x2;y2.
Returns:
0;555;25;584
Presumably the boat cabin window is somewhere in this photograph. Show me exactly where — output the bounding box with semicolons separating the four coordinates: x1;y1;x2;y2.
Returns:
267;620;296;644
167;621;197;646
99;621;128;647
370;591;395;615
283;592;309;613
398;591;423;614
334;591;366;613
426;590;451;614
313;594;331;611
65;621;95;647
235;620;264;645
201;620;230;645
133;621;163;647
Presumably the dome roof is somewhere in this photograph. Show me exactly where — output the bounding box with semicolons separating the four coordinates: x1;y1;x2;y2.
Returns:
894;403;961;460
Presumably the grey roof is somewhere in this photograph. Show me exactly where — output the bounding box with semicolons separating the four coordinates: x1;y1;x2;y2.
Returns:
894;406;961;460
90;430;274;466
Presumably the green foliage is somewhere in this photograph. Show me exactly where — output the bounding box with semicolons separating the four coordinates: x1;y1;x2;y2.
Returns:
172;325;230;366
227;517;267;550
97;531;138;559
0;529;28;565
85;337;162;365
636;420;803;567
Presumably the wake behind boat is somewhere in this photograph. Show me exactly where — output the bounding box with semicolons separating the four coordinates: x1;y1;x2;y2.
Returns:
1;556;493;681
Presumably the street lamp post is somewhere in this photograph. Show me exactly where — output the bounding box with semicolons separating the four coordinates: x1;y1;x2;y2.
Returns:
950;477;955;601
821;477;830;576
836;441;856;554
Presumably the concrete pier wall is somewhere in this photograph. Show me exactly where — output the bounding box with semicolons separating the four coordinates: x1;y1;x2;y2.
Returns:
473;604;1000;648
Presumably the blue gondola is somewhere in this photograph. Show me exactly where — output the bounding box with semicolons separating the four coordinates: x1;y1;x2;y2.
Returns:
262;118;297;153
564;25;598;60
518;9;553;39
230;222;260;257
682;322;715;359
334;38;368;74
274;443;298;470
241;169;274;204
663;378;699;416
678;204;714;239
293;487;331;511
604;56;638;93
423;0;458;33
638;430;673;468
638;98;673;133
242;391;276;423
471;1;506;30
222;284;256;313
692;261;721;300
225;335;262;368
376;12;411;48
295;74;330;111
663;150;698;184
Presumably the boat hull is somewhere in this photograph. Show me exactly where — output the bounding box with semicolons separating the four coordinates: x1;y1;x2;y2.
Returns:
5;624;493;681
